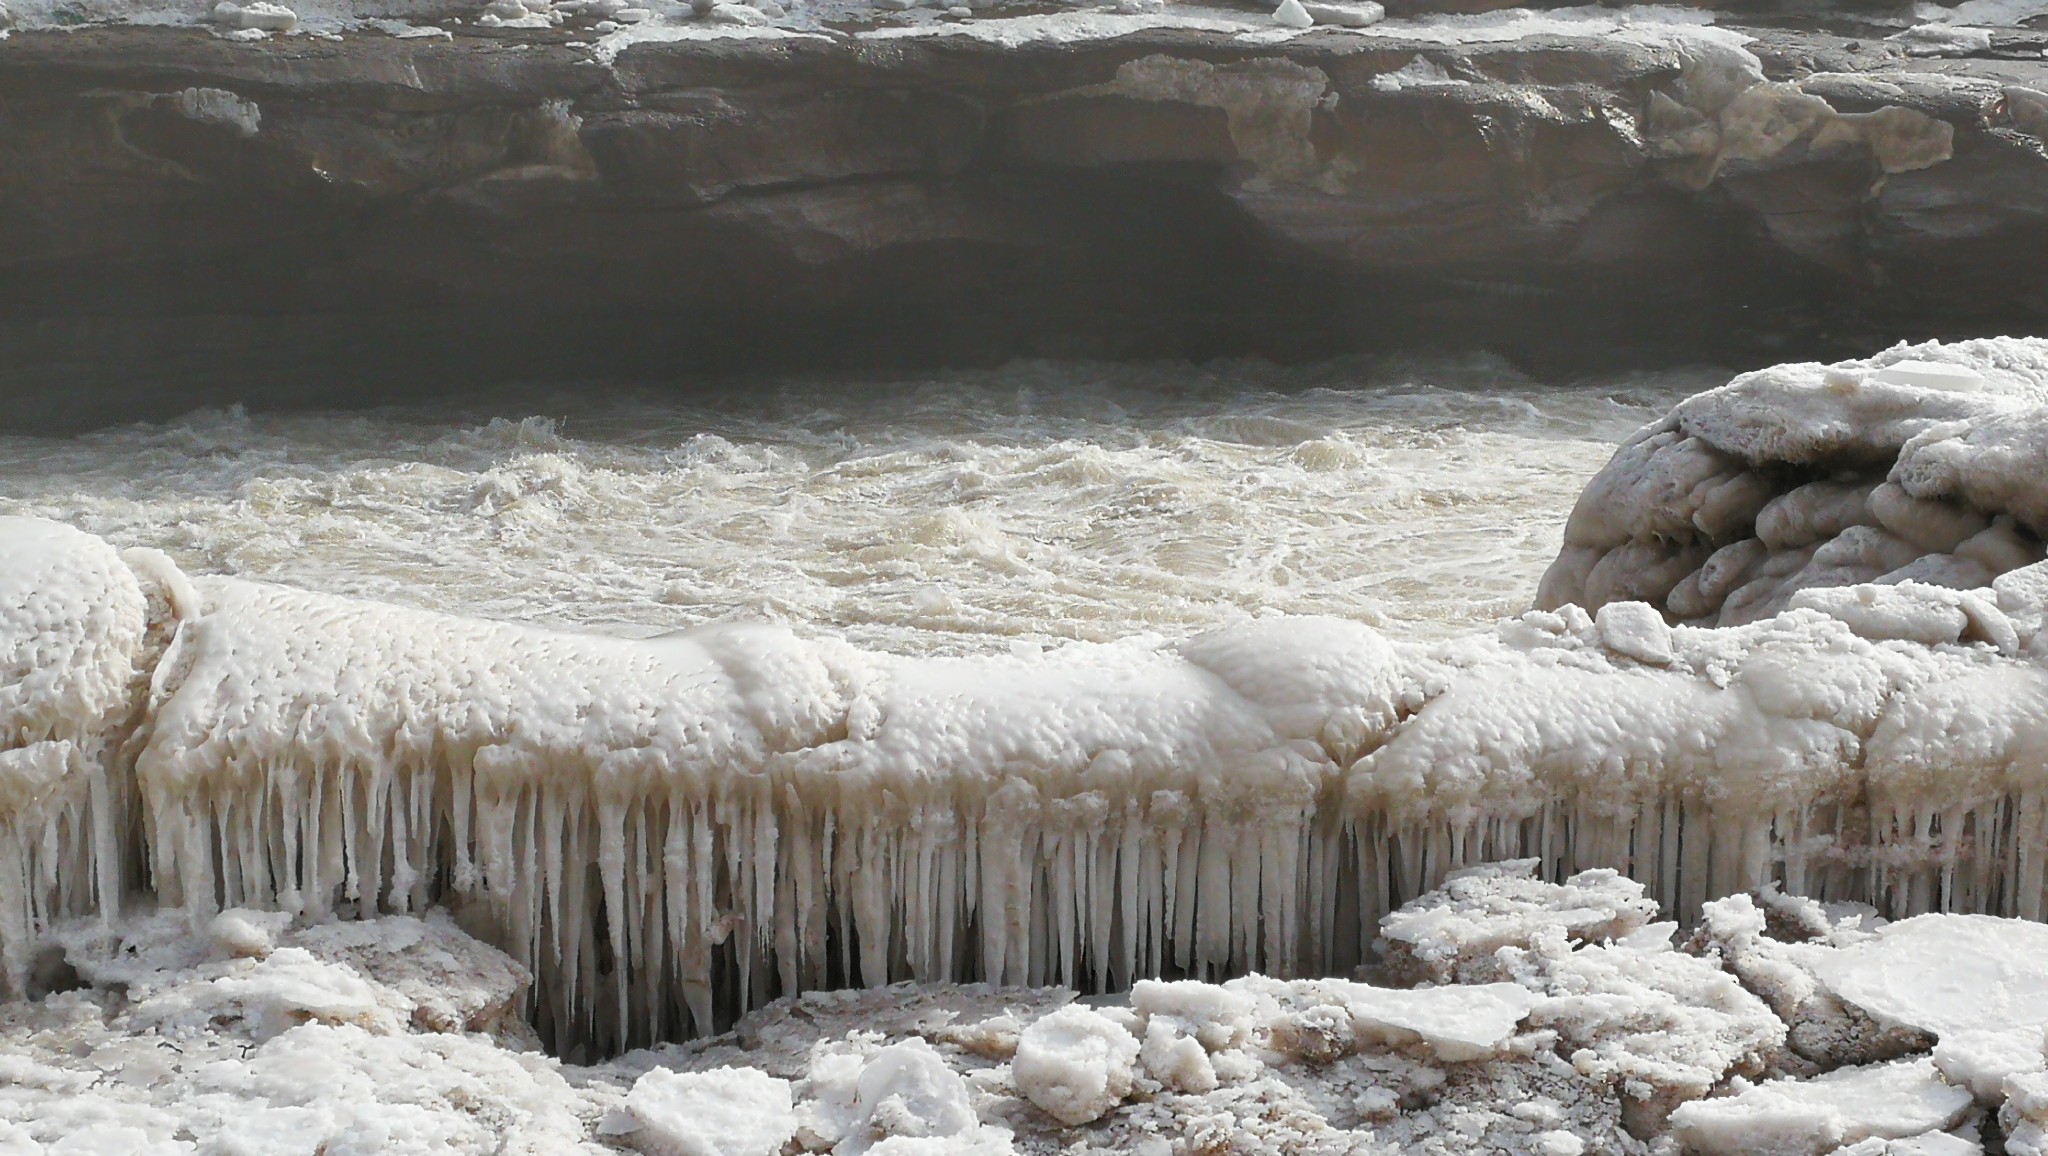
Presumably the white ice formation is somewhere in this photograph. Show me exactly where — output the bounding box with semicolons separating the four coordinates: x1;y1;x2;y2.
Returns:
8;338;2048;1077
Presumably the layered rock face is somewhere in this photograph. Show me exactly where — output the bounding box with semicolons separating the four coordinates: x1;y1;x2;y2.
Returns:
3;7;2048;425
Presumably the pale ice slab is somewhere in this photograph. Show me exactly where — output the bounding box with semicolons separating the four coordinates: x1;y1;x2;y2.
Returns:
1668;1057;1973;1155
1814;914;2048;1038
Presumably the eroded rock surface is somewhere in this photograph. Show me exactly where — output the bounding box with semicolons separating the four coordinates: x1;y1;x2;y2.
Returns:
3;8;2048;424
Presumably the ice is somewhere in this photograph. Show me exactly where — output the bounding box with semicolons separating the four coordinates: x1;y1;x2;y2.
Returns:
1378;862;1660;986
836;1039;1005;1155
1933;1029;2046;1103
1011;1005;1139;1125
1300;0;1380;25
0;518;178;996
619;1067;795;1156
1595;600;1675;665
1336;980;1535;1062
211;0;300;27
0;912;604;1155
1667;1057;1973;1155
1813;915;2048;1039
1874;362;1987;393
1271;0;1310;27
1688;890;1925;1071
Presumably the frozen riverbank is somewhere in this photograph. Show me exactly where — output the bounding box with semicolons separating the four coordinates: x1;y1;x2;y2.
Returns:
7;337;2048;1150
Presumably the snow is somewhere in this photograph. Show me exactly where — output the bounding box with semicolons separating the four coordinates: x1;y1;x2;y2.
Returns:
619;1066;796;1156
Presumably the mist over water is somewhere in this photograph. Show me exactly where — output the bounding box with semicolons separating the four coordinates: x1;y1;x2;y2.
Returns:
0;356;1718;654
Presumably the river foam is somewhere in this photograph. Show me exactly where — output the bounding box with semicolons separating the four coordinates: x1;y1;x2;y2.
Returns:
0;357;1709;655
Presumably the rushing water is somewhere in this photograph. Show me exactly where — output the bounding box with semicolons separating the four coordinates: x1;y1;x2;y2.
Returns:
0;356;1716;654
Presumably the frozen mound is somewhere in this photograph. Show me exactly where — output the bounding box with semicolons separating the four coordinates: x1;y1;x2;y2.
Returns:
1539;336;2048;629
0;517;190;997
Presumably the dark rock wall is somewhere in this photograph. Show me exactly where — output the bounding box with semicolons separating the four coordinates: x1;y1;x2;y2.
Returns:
1;19;2046;426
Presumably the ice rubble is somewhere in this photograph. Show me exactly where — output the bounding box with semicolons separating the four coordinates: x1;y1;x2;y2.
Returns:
14;849;2048;1152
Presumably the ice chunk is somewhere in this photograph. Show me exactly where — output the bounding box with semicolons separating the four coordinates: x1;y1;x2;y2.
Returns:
1788;584;1968;647
624;1067;796;1156
1012;1006;1138;1125
1932;1029;2046;1103
1873;361;1987;393
1271;0;1310;27
1300;0;1381;24
210;908;291;959
1667;1057;1973;1155
1339;981;1536;1062
1139;1017;1216;1092
708;3;769;22
1596;600;1674;664
1130;980;1255;1052
839;1039;983;1155
211;0;298;29
1814;915;2048;1038
126;946;401;1043
1378;863;1660;986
